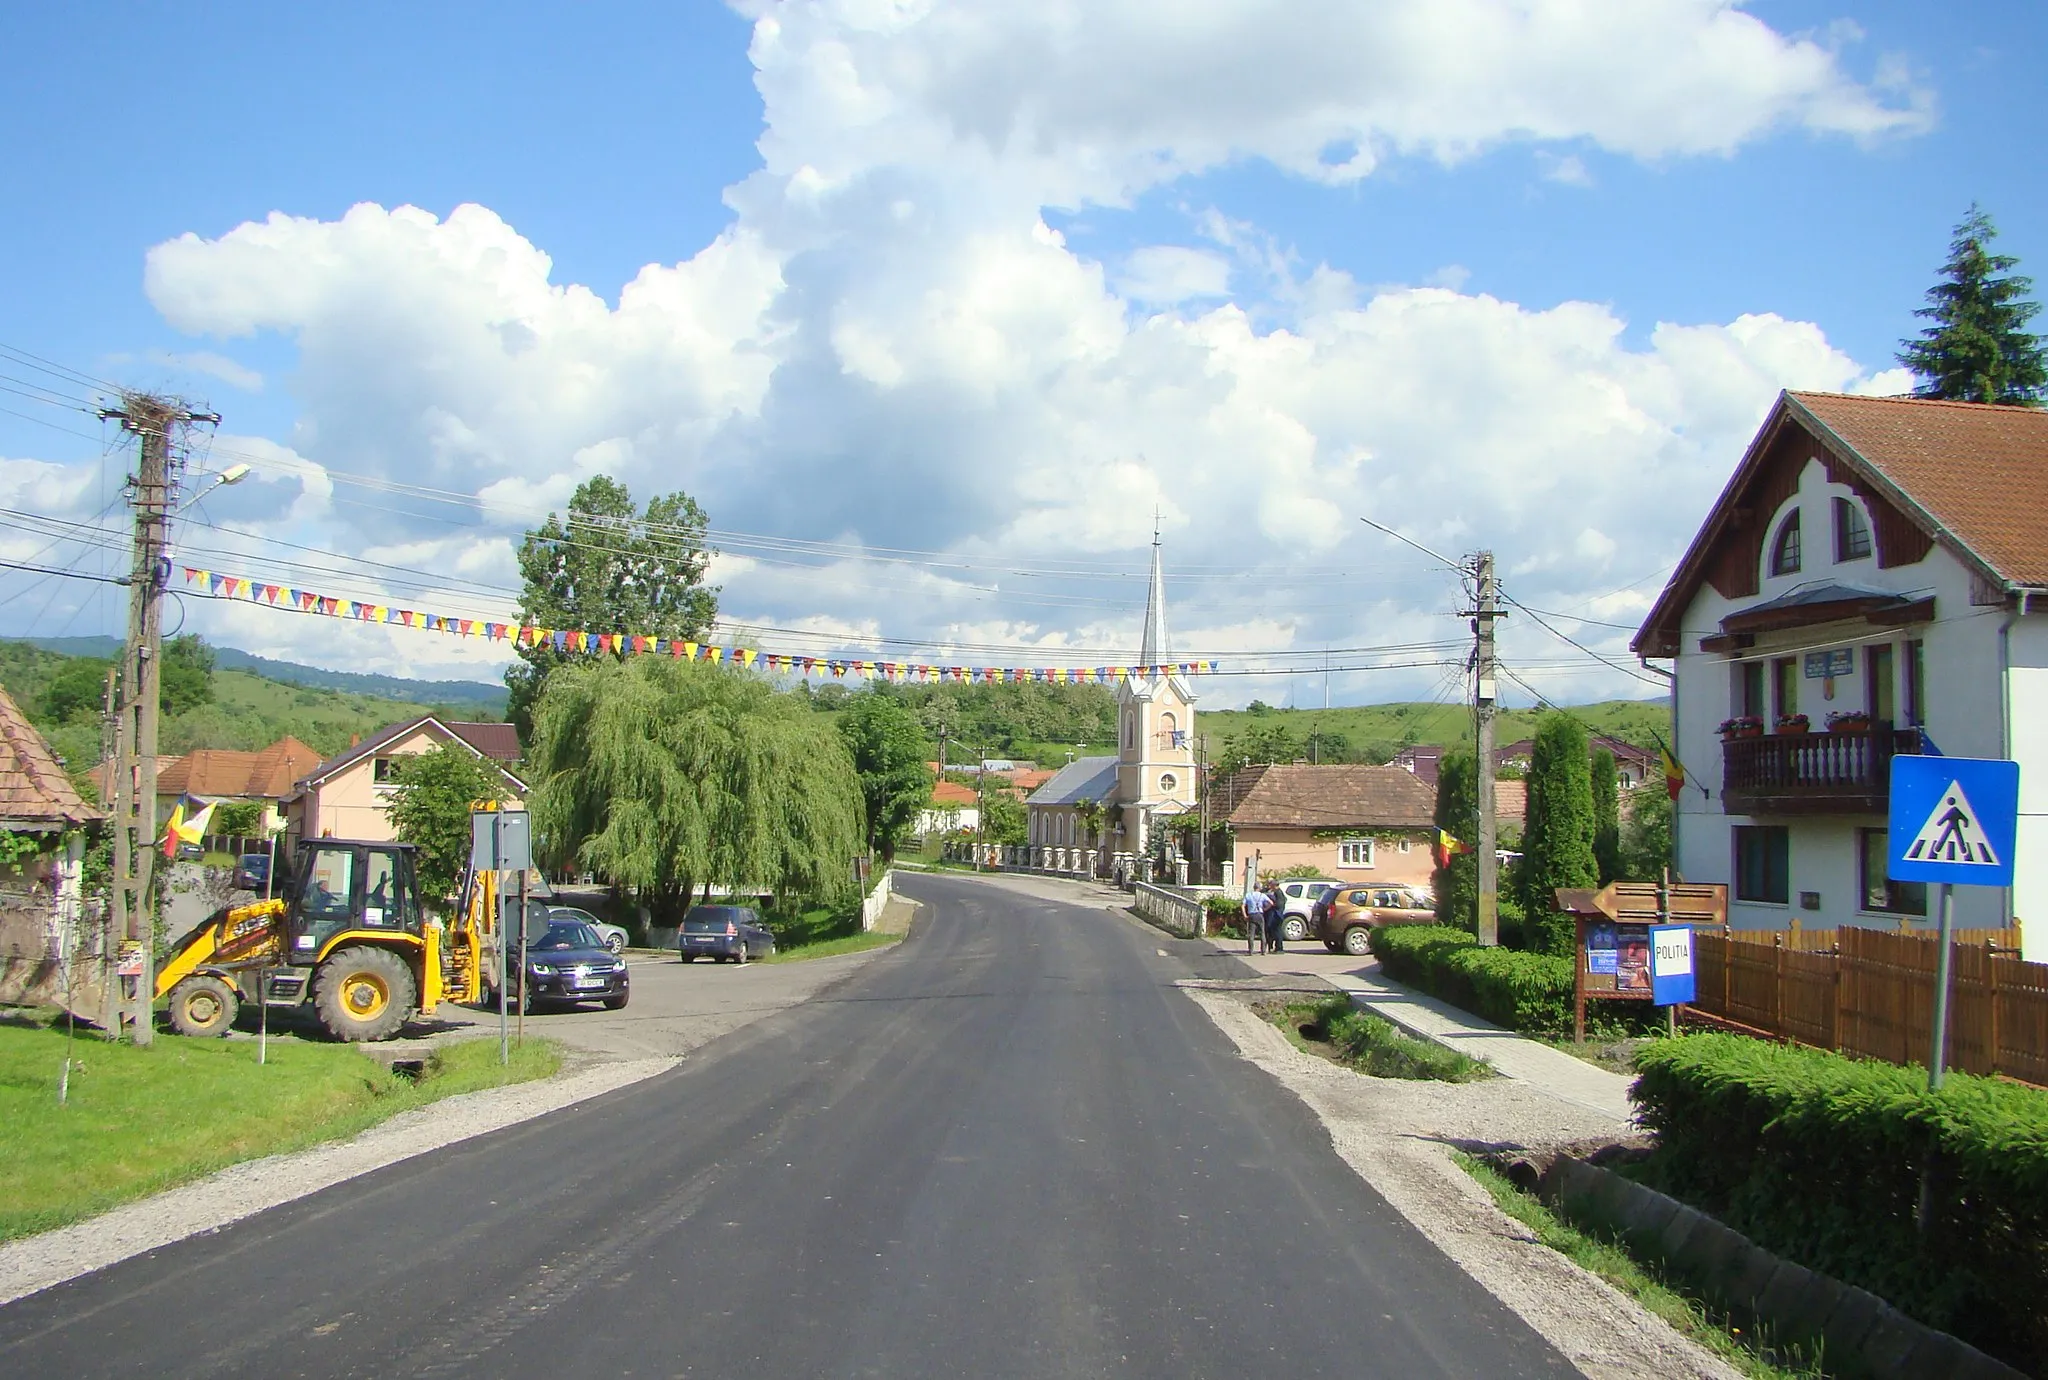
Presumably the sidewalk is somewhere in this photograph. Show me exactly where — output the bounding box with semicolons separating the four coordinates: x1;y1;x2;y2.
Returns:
1200;935;1635;1124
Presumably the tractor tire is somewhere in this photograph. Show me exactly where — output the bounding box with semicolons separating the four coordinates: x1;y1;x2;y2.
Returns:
313;947;417;1042
167;974;239;1038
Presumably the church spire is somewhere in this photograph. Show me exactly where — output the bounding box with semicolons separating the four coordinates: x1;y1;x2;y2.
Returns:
1140;516;1169;667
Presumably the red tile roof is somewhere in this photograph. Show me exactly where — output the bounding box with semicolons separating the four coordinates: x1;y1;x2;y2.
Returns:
156;737;322;801
931;781;977;806
449;721;522;764
1220;764;1435;830
0;686;101;827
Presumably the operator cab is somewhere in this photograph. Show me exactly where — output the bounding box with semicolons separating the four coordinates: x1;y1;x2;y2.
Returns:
287;841;424;962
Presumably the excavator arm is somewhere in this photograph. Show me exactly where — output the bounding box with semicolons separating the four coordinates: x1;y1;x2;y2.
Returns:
154;898;288;1000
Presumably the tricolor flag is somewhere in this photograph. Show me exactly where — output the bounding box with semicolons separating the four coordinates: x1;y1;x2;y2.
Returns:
1431;829;1471;870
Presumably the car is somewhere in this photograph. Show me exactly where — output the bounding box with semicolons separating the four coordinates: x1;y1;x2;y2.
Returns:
677;905;776;964
517;919;630;1011
1271;878;1340;943
232;852;272;892
1315;886;1437;956
547;905;629;956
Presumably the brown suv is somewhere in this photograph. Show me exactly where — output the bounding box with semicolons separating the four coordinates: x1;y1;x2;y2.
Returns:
1314;886;1434;956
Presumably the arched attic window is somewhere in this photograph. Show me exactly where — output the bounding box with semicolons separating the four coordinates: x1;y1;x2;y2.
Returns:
1769;509;1802;577
1834;497;1872;562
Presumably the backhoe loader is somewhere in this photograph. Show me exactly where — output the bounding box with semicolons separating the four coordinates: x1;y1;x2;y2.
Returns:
154;839;505;1042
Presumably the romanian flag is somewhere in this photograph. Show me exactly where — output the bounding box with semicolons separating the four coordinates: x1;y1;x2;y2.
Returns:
1432;829;1471;870
1660;743;1686;802
160;797;217;859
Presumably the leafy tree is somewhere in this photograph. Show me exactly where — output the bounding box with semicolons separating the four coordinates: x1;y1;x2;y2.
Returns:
1621;787;1674;883
1516;714;1597;956
213;801;265;836
1214;722;1303;778
1897;205;2047;405
1591;748;1622;886
528;657;861;917
1302;730;1355;764
1432;748;1479;930
837;691;933;863
386;743;513;907
977;785;1027;846
506;476;719;743
38;658;114;725
161;635;216;716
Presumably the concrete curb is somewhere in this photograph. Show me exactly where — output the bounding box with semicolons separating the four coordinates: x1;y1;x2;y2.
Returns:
1538;1156;2025;1380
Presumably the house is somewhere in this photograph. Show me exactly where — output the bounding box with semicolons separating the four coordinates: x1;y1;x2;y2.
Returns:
1220;763;1437;889
1024;534;1197;866
0;686;104;1007
1634;390;2048;961
914;779;980;837
286;716;527;844
1494;734;1660;790
1389;744;1443;787
152;736;322;835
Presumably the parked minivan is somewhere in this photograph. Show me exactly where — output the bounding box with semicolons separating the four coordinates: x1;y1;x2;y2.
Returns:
677;905;776;964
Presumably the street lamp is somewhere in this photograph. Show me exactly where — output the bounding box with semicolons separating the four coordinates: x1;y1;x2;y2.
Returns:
176;463;252;514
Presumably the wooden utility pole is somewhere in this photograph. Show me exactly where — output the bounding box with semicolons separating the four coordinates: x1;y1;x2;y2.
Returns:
101;393;215;1043
1473;551;1501;948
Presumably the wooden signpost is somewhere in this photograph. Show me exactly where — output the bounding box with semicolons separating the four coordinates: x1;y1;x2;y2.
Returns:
1556;879;1727;1041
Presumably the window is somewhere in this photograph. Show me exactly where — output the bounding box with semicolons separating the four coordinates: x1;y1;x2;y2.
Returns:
1735;661;1766;719
372;756;401;785
1159;772;1178;793
1867;644;1895;724
1834;497;1872;562
1337;837;1376;869
1905;639;1926;726
1770;510;1802;576
1734;826;1789;904
1773;658;1799;721
1859;828;1927;916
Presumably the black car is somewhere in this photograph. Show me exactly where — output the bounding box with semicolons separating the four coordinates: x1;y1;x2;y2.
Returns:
677;905;775;964
519;920;630;1011
232;852;271;891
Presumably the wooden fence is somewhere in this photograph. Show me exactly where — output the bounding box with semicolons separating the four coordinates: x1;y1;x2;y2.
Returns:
1693;927;2048;1085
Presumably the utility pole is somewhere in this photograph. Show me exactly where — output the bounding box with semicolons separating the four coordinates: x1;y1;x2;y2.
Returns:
101;393;216;1044
1472;551;1501;947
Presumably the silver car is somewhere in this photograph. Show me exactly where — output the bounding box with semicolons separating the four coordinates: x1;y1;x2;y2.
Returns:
547;905;629;956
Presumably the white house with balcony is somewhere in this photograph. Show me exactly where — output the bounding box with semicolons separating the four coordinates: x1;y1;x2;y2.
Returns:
1635;391;2048;962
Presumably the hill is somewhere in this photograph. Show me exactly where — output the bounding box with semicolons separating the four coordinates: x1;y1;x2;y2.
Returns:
17;636;507;716
1194;697;1671;764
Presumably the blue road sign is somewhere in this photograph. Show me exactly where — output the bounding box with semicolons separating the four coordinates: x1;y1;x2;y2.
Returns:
1889;756;2019;887
1649;925;1697;1006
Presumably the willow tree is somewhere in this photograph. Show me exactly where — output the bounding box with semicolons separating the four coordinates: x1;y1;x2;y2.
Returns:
527;657;862;917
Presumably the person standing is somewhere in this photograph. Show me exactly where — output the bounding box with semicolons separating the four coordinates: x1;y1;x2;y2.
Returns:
1241;886;1270;955
1263;882;1288;953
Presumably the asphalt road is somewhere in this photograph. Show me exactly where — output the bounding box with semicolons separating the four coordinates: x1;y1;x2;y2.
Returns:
0;871;1571;1379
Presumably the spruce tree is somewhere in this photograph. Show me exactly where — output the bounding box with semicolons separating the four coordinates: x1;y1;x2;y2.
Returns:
1432;748;1479;930
1517;714;1598;956
1591;748;1622;886
1897;205;2047;405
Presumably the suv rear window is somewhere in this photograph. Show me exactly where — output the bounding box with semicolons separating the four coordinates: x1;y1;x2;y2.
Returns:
683;907;746;932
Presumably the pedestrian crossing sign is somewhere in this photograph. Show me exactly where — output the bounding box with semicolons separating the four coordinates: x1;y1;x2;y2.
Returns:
1889;756;2019;887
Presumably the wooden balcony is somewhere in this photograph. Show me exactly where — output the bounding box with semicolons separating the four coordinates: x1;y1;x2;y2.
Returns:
1721;725;1922;816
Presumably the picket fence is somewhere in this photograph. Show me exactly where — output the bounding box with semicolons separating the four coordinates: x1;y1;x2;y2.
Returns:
1693;927;2048;1085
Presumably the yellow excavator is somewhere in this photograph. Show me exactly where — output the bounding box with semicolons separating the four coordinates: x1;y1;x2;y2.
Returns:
154;838;505;1042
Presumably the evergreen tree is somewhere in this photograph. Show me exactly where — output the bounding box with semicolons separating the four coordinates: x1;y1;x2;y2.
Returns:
1591;748;1622;886
1517;714;1598;956
837;690;934;863
506;476;719;744
1621;787;1673;883
1432;748;1479;930
1897;205;2047;405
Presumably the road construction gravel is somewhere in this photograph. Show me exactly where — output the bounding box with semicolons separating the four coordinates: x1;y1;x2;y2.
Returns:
1181;980;1743;1380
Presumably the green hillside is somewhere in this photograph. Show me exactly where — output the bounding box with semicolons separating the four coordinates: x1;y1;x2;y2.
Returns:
1194;698;1671;764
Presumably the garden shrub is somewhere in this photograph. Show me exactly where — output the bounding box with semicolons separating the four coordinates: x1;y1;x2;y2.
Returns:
1368;925;1576;1034
1632;1033;2048;1373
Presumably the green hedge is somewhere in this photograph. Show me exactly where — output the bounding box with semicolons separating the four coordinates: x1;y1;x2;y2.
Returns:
1367;925;1576;1034
1632;1033;2048;1372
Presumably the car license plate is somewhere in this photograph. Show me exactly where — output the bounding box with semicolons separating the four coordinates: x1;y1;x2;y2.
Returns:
575;975;602;987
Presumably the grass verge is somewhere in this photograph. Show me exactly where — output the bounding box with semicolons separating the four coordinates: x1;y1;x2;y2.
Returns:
1454;1153;1828;1380
761;904;902;964
0;1022;561;1243
1267;994;1491;1082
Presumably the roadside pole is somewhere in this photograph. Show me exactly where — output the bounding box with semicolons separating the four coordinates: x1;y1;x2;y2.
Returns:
1472;551;1500;947
1926;881;1956;1091
516;870;528;1049
498;875;509;1067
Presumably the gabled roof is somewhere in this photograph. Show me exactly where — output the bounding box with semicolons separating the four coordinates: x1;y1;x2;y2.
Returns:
157;737;322;801
1219;764;1434;831
930;780;977;807
1637;391;2048;657
1027;756;1119;808
450;721;522;765
0;685;101;829
297;715;527;793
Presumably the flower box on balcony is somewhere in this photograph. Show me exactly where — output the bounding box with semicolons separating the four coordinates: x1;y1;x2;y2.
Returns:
1717;716;1765;740
1775;715;1810;734
1825;712;1872;733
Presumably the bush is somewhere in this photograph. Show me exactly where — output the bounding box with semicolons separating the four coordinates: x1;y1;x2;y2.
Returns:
1632;1033;2048;1372
1278;995;1490;1082
1368;925;1576;1034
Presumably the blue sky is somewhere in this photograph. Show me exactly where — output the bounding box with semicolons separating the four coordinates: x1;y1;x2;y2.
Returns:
2;1;2043;706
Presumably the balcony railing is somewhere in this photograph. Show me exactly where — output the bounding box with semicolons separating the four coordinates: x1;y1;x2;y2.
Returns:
1721;724;1922;816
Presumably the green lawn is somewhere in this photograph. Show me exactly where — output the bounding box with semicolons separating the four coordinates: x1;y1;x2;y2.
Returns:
761;904;902;963
0;1023;560;1242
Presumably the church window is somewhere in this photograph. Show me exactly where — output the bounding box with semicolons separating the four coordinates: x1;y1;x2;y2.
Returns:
1159;772;1178;793
1337;838;1375;868
1769;510;1801;577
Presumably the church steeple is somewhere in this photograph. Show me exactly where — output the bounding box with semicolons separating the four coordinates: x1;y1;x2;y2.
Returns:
1140;518;1168;667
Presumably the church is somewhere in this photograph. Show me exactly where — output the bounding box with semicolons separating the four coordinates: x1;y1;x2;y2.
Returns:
1025;534;1197;875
